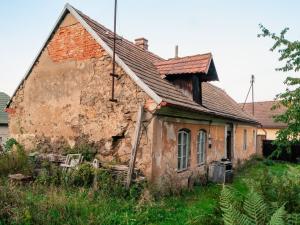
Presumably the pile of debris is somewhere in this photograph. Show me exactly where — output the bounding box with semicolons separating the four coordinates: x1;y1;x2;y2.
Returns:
9;152;145;187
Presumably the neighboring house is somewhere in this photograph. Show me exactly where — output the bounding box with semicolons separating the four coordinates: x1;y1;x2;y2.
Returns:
0;92;10;146
241;101;286;140
6;4;258;187
241;101;286;155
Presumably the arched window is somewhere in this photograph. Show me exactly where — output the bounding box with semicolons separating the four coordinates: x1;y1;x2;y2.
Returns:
178;129;191;170
197;130;206;165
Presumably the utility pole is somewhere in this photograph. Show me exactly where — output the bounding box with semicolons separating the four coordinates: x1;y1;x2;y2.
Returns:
251;74;254;116
242;74;255;116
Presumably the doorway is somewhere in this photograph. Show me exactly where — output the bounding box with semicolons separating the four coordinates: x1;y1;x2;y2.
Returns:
226;130;232;160
225;124;233;160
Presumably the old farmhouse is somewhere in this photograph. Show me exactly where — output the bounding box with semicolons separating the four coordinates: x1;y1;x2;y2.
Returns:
6;4;259;187
241;101;286;156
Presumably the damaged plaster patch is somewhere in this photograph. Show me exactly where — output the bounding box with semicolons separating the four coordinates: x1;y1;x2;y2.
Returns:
164;122;176;141
154;152;162;168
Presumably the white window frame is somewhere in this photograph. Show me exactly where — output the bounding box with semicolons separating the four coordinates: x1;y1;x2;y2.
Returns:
177;129;190;171
243;129;247;150
197;130;206;165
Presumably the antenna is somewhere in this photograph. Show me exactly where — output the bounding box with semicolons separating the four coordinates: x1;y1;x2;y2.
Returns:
110;0;118;102
242;74;255;115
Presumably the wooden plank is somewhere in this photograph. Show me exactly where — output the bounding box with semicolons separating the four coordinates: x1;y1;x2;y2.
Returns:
126;105;144;189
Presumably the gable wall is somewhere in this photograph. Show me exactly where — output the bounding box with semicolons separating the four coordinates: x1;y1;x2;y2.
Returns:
8;13;154;177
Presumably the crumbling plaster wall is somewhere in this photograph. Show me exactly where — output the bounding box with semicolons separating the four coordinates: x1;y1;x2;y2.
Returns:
151;116;226;187
8;13;155;177
151;116;258;187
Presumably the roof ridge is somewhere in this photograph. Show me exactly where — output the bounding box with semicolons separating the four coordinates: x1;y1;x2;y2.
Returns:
162;52;212;62
240;100;278;104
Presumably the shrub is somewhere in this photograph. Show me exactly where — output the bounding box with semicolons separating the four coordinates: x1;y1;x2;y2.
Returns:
4;138;19;152
69;163;95;187
0;185;20;223
94;169;126;196
0;143;32;176
263;158;275;166
35;161;63;186
244;166;300;213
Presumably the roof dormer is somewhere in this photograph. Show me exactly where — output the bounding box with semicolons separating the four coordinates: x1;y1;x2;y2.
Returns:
154;53;218;105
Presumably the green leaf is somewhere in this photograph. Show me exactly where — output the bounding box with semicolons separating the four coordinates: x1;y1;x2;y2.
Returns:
243;190;267;225
268;205;286;225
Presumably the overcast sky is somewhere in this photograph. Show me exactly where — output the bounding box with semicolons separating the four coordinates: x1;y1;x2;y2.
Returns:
0;0;299;103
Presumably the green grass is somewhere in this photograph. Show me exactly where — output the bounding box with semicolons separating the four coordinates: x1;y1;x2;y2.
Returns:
1;160;299;225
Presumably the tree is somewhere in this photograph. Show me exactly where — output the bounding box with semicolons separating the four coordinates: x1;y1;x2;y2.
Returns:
258;24;300;155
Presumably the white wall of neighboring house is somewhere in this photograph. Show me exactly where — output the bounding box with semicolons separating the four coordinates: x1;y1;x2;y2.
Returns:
0;125;9;146
257;128;280;140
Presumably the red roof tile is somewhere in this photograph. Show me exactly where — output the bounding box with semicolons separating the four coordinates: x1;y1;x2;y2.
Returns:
240;101;287;128
7;4;258;125
154;53;211;76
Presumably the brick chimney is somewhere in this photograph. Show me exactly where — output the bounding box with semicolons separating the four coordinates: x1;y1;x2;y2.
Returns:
134;37;148;50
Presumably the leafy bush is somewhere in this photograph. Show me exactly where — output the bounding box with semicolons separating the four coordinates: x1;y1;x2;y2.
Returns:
263;158;275;166
94;169;126;196
35;161;63;186
70;163;95;187
0;184;20;223
0;143;32;176
245;166;300;213
4;138;19;152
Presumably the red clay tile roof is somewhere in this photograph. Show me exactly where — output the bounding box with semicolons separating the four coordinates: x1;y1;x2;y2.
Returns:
76;10;213;113
154;54;211;76
7;4;258;125
75;9;257;123
240;101;287;128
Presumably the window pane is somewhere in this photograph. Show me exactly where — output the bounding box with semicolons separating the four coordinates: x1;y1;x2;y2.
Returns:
197;134;200;154
197;131;206;164
178;132;182;145
182;144;186;157
183;156;186;169
183;132;187;144
187;133;191;166
178;132;182;169
178;129;190;170
178;147;181;158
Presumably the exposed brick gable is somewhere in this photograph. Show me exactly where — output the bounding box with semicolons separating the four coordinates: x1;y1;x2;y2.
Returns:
47;21;104;62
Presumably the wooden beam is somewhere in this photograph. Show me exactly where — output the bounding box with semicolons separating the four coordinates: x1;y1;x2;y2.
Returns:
126;105;144;189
